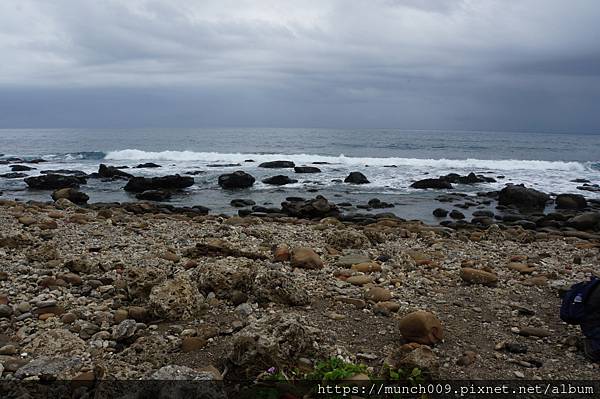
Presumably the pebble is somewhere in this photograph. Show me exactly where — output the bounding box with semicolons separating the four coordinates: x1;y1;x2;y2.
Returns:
0;305;13;318
346;275;373;286
181;337;207;352
364;287;392;302
459;268;498;286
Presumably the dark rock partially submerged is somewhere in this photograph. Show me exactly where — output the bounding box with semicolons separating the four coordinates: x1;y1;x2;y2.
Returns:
258;160;295;168
410;178;453;189
555;194;587;210
344;171;369;184
10;165;34;171
98;164;133;179
124;175;194;192
135;162;162;168
262;175;298;186
135;190;172;201
281;195;339;219
294;166;321;173
25;174;87;190
0;172;28;179
498;184;549;211
218;171;255;189
52;188;89;204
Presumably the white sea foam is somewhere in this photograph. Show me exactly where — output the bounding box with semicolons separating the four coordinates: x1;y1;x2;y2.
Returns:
104;149;588;172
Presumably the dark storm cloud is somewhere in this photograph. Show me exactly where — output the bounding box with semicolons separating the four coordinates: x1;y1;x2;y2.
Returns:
0;0;599;131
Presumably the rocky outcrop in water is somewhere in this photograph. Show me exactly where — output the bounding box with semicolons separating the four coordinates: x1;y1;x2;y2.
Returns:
124;175;194;192
217;171;255;189
24;174;87;190
497;184;549;211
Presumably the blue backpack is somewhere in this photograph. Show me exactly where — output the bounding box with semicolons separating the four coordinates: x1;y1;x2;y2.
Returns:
560;277;600;325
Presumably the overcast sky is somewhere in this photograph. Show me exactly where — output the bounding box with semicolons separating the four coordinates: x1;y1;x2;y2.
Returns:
1;0;599;132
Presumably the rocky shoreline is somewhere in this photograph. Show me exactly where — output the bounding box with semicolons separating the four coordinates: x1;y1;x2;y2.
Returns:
0;188;599;388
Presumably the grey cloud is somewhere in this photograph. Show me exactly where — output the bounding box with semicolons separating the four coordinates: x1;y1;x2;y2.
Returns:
0;0;599;132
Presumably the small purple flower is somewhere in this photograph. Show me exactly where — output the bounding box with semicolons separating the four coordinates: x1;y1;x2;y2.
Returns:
267;367;276;374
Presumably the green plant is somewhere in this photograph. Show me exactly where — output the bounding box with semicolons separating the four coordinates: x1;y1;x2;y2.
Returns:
306;357;369;381
388;366;425;385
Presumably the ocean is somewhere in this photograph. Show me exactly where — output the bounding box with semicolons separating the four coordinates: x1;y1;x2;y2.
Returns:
1;128;599;223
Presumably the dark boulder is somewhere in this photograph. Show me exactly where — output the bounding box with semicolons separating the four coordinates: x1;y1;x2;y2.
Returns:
410;178;453;189
555;194;587;210
262;175;298;186
472;210;495;218
281;195;339;219
98;164;133;179
433;208;449;217
10;165;34;172
294;166;321;173
449;210;465;219
51;188;89;204
258;160;295;168
367;198;394;209
577;184;600;193
135;162;162;168
498;185;549;211
218;171;255;189
25;174;86;190
344;172;369;184
0;172;28;179
230;199;256;207
124;175;194;192
441;172;496;184
135;190;172;201
567;212;600;230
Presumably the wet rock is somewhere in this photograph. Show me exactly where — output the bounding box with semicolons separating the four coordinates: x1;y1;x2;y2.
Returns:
25;174;86;189
230;199;256;207
555;194;587;210
460;268;498;286
135;162;161;168
449;210;465;220
398;311;444;345
258;160;295;168
498;185;549;211
253;269;310;306
433;208;449;217
290;247;323;269
98;164;133;179
294;166;321;173
10;164;34;171
281;195;339;219
262;175;298;186
367;198;394;209
218;171;255;189
124;175;194;192
149;274;204;320
52;188;89;204
344;172;370;184
410;178;453;189
0;172;28;179
567;212;600;230
135;190;172;201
